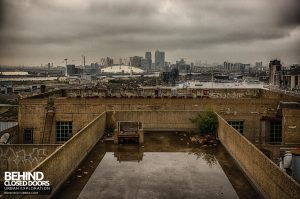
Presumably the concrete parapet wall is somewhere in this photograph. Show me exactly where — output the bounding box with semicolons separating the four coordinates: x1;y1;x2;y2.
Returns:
24;89;63;99
20;90;293;144
63;88;262;98
261;89;299;100
114;110;199;130
217;114;300;199
23;112;106;199
0;144;60;179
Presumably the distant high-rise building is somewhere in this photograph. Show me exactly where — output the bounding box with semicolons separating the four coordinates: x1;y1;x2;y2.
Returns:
224;61;249;74
67;65;76;75
145;52;152;69
155;50;165;69
268;60;300;89
67;64;82;75
130;56;142;67
269;60;282;86
255;62;263;68
176;59;190;73
104;57;114;67
141;58;150;70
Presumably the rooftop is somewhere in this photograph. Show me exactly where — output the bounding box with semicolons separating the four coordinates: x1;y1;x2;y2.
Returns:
54;132;260;199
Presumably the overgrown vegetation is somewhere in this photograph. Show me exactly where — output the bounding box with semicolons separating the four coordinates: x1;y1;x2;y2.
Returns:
190;109;218;136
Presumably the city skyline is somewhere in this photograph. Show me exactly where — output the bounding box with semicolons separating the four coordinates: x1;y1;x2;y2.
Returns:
0;0;300;66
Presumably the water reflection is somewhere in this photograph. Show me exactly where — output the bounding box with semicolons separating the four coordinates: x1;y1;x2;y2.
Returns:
111;144;217;168
189;149;217;168
114;146;143;162
78;152;240;199
55;132;261;199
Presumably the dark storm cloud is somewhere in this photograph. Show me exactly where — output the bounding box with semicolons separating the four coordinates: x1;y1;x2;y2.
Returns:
0;0;4;29
276;0;300;27
0;0;299;65
88;1;158;16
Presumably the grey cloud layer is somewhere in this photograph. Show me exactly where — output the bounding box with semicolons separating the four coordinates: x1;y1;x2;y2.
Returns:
0;0;299;65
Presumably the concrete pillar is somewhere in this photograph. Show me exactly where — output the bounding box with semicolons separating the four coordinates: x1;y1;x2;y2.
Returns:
139;130;144;144
291;76;295;89
261;120;270;144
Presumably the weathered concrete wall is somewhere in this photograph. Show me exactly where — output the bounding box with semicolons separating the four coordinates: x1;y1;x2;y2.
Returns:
64;88;262;99
63;88;300;100
217;114;300;199
114;110;198;130
25;89;63;99
18;98;48;144
0;145;60;178
22;112;106;199
51;98;101;143
18;89;299;144
203;88;261;99
49;97;282;143
282;108;300;144
261;89;300;100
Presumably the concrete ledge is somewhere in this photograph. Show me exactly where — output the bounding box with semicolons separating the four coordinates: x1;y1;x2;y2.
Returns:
114;110;199;130
143;128;194;132
21;112;106;199
217;114;300;199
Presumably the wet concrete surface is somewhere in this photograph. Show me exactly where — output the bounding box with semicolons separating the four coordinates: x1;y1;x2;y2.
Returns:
53;132;261;199
78;152;239;199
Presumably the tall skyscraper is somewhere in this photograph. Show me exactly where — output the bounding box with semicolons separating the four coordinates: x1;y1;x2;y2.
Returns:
145;52;152;69
130;56;142;67
155;50;165;69
104;57;114;67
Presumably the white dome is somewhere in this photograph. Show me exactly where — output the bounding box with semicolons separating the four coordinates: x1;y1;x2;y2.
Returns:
101;65;144;74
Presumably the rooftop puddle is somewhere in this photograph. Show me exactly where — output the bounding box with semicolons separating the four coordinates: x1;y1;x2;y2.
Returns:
54;132;261;199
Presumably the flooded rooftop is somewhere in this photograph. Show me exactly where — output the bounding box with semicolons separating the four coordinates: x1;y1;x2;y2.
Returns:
54;132;261;199
78;152;239;199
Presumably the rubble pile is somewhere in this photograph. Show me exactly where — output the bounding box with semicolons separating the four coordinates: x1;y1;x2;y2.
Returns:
190;134;218;147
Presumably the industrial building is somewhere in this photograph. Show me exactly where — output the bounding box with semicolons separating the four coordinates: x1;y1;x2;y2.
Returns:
223;61;250;74
14;88;299;148
0;87;299;199
269;60;300;90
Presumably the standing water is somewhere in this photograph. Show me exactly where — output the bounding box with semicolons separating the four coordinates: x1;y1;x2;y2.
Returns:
53;132;261;199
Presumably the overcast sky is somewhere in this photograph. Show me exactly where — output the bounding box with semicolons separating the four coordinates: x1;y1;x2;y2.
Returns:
0;0;299;66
